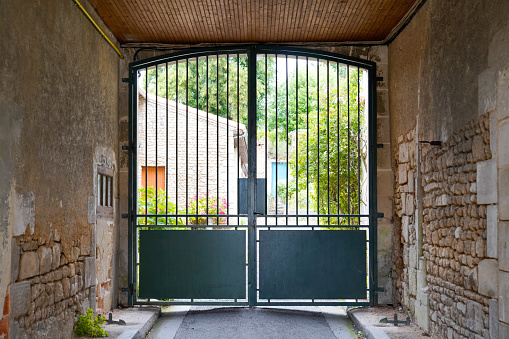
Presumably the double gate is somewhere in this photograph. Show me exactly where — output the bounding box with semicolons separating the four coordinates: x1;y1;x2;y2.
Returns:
127;46;378;306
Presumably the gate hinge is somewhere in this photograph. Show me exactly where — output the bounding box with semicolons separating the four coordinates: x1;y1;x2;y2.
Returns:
375;287;385;293
122;145;130;151
377;143;384;148
376;76;384;82
122;77;130;83
377;212;384;219
121;283;134;295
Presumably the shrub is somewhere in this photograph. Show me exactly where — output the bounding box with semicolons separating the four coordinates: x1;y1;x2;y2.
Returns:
74;308;108;337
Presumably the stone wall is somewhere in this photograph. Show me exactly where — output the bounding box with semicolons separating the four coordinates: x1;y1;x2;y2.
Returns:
395;114;496;337
0;0;121;337
137;90;245;211
10;234;96;338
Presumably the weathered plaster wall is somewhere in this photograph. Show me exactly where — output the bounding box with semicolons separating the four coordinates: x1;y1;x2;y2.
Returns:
389;0;509;143
0;0;120;337
118;45;395;305
389;0;509;337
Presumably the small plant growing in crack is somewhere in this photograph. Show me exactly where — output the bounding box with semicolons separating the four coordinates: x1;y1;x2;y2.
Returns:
74;308;109;337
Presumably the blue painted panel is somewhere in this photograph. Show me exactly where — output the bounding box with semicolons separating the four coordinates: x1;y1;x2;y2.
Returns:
271;162;287;196
139;230;246;299
259;230;367;299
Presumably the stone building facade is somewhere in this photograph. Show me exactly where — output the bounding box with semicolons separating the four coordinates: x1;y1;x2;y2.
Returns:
137;89;247;217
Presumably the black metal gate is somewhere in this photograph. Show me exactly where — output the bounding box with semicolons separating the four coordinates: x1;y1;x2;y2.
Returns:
127;46;377;307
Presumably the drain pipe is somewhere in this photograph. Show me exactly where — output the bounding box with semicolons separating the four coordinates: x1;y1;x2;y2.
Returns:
73;0;124;59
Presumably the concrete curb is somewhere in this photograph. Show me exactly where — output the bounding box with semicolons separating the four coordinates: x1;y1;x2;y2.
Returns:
347;309;390;339
118;309;160;339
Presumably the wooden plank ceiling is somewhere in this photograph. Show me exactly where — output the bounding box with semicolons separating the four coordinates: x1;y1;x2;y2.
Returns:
88;0;420;45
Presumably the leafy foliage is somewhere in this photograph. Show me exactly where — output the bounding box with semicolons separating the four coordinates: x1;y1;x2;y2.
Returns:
137;186;185;228
74;308;108;338
187;194;228;225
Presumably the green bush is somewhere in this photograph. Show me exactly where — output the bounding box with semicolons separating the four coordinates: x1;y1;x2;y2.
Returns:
187;194;228;225
74;308;108;337
137;187;185;228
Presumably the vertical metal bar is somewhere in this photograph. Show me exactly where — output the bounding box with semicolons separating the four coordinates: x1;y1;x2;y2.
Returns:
237;54;240;228
368;65;378;306
285;55;289;227
347;66;351;226
316;59;319;226
295;57;298;225
127;63;135;305
336;62;340;226
217;55;220;225
275;55;278;226
206;56;209;224
155;65;158;225
306;57;309;227
265;55;268;225
247;47;257;306
327;60;330;227
227;55;230;227
357;67;361;226
176;62;179;224
166;62;169;225
196;58;199;221
145;68;148;226
186;59;189;226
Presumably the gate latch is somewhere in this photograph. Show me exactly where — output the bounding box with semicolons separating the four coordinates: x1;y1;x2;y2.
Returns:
379;313;410;326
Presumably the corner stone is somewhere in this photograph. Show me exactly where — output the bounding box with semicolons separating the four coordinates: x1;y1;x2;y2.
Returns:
487;205;498;258
477;159;497;204
10;281;31;318
84;257;96;289
499;270;509;324
499;222;509;272
478;259;498;297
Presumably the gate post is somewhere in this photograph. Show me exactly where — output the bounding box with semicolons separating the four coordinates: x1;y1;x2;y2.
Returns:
247;47;258;307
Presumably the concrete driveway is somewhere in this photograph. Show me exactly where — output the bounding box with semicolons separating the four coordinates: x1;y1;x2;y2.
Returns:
145;306;357;339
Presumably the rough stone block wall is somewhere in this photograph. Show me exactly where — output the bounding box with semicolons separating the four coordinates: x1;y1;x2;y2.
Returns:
395;114;494;337
10;233;96;338
394;129;417;312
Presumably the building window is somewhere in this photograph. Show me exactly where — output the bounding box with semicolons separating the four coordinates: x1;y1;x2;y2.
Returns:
97;165;114;219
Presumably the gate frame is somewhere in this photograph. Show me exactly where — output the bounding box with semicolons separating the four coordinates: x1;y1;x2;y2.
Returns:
127;45;378;307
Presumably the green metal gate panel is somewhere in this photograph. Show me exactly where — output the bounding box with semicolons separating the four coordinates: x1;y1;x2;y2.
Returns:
259;230;367;300
139;230;246;300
